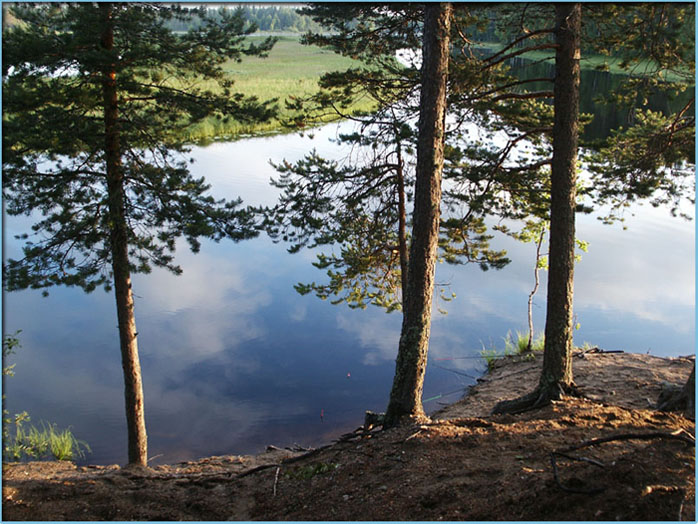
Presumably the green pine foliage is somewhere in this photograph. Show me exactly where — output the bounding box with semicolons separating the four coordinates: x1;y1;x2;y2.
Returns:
264;4;554;314
265;3;694;320
581;4;695;223
2;3;277;295
267;133;410;313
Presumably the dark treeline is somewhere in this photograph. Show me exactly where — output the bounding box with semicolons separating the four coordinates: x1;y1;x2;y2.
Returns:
466;4;694;60
509;58;694;142
165;5;323;33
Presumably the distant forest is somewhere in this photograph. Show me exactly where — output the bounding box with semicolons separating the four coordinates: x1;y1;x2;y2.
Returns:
166;5;324;33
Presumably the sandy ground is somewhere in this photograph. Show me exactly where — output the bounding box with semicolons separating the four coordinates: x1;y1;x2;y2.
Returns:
2;349;694;521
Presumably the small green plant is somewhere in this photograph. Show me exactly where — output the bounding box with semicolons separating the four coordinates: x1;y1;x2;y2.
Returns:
502;330;545;355
46;423;91;461
480;339;515;372
530;335;545;353
578;341;597;352
285;462;339;480
480;348;504;372
23;424;50;458
3;331;29;460
503;331;526;354
503;330;544;355
3;332;90;462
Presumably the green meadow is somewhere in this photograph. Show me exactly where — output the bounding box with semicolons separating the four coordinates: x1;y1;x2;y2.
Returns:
182;36;375;143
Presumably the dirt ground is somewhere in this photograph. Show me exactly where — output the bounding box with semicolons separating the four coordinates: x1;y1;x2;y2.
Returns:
3;349;695;521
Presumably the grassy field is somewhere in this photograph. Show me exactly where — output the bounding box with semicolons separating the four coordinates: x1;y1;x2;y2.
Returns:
182;36;375;143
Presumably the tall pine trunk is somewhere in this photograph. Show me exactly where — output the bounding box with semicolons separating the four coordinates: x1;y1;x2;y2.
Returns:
539;2;581;395
384;3;451;427
492;3;581;415
100;3;148;467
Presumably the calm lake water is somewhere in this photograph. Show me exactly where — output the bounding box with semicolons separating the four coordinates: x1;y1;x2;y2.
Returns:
3;120;695;466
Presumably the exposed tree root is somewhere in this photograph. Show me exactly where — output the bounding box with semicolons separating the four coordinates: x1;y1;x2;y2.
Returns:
657;364;695;417
491;381;579;415
558;428;696;452
549;452;605;494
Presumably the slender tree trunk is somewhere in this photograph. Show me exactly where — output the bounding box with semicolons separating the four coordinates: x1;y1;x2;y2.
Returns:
2;4;9;31
538;2;581;395
396;140;409;309
100;3;148;467
493;3;580;414
384;2;451;427
526;228;545;352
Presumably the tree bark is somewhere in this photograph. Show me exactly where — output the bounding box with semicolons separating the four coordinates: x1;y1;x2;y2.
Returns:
384;3;451;427
539;2;581;395
100;3;148;467
493;3;581;414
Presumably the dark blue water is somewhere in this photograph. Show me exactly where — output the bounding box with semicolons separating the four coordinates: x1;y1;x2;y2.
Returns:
3;122;694;466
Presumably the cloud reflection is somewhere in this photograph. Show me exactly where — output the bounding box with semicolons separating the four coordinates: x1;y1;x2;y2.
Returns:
335;311;400;366
574;206;694;331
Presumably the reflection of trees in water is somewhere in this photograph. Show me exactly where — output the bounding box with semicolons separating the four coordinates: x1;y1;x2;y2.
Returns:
508;57;692;141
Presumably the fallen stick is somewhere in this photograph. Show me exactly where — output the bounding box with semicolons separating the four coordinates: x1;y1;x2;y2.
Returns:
273;467;280;497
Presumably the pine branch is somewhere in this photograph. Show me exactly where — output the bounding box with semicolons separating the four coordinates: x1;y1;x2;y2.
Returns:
482;43;558;71
490;91;554;102
482;28;555;66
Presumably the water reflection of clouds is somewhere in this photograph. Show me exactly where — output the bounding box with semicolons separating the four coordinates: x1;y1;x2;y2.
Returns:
335;310;400;366
289;303;307;322
190;123;358;207
134;246;271;363
145;385;275;463
574;207;694;332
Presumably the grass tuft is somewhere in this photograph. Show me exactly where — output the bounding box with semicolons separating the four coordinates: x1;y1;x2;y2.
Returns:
481;330;545;371
4;421;90;462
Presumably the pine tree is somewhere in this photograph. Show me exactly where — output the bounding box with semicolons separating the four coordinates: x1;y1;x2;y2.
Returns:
2;3;276;466
585;3;695;411
267;3;556;422
492;2;694;414
267;3;553;315
384;2;452;426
